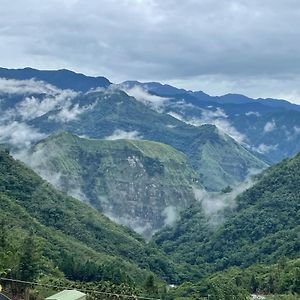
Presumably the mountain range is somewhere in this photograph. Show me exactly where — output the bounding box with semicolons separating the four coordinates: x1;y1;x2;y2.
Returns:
0;67;299;299
0;69;268;192
122;80;300;163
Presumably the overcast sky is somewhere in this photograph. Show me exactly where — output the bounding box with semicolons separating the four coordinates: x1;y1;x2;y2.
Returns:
1;0;300;103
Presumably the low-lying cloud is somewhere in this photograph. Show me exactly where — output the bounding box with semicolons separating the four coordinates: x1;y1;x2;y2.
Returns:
0;78;84;124
105;129;142;140
264;119;276;133
0;78;86;148
163;205;178;227
255;143;278;154
0;78;64;95
294;126;300;134
49;101;96;123
122;85;169;112
15;146;90;205
0;121;46;148
245;111;261;117
168;105;246;143
193;179;254;226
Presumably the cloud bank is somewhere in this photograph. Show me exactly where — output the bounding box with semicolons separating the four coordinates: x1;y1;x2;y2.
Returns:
0;121;46;148
122;85;169;112
264;120;276;133
193;179;254;226
0;78;92;148
105;129;142;140
168;105;246;143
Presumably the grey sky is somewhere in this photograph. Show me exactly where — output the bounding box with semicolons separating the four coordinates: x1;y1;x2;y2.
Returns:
1;0;300;103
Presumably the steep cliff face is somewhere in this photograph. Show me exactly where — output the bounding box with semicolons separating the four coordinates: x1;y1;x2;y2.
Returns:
26;132;200;238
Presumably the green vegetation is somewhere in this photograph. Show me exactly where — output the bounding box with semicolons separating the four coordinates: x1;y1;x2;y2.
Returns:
166;257;300;299
27;132;200;238
0;117;299;299
0;150;179;292
155;152;300;278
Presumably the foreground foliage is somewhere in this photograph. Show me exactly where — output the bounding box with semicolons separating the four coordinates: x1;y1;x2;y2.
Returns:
166;257;300;299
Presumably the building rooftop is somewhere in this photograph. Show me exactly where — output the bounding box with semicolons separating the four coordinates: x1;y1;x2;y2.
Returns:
46;290;86;300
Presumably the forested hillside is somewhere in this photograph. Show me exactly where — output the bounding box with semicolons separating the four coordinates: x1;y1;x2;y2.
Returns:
155;152;300;278
166;257;300;299
0;149;179;291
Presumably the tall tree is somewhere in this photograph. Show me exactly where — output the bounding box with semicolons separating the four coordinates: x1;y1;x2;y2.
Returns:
18;234;41;282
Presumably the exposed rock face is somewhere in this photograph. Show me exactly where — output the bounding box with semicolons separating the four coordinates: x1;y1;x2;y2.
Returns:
26;132;200;238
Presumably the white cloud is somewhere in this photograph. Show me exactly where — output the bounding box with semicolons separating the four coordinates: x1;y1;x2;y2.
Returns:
122;85;169;112
245;111;261;117
50;101;96;123
294;126;300;134
105;129;142;140
264;119;276;133
0;78;79;122
166;124;176;128
0;77;64;95
163;205;178;226
167;111;185;121
168;107;246;143
193;179;254;224
201;107;228;119
18;91;78;121
0;121;46;148
0;78;98;124
15;146;91;206
256;143;278;154
192;107;246;143
211;119;246;144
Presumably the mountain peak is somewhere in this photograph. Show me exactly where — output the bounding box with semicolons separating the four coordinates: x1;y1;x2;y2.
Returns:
29;133;200;238
0;67;111;92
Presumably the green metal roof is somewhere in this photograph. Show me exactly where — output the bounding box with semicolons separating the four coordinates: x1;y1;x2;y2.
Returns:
46;290;86;300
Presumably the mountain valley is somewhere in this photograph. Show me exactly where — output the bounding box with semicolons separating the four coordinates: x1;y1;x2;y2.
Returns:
0;68;299;300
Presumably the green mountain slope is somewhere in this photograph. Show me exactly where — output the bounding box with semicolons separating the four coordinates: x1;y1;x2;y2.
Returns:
167;257;300;299
185;124;267;190
154;152;300;279
29;90;267;191
0;149;178;285
24;132;200;238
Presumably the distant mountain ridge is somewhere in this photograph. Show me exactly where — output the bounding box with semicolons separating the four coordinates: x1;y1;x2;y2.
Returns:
0;67;111;92
1;67;298;109
122;80;300;162
122;80;300;111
